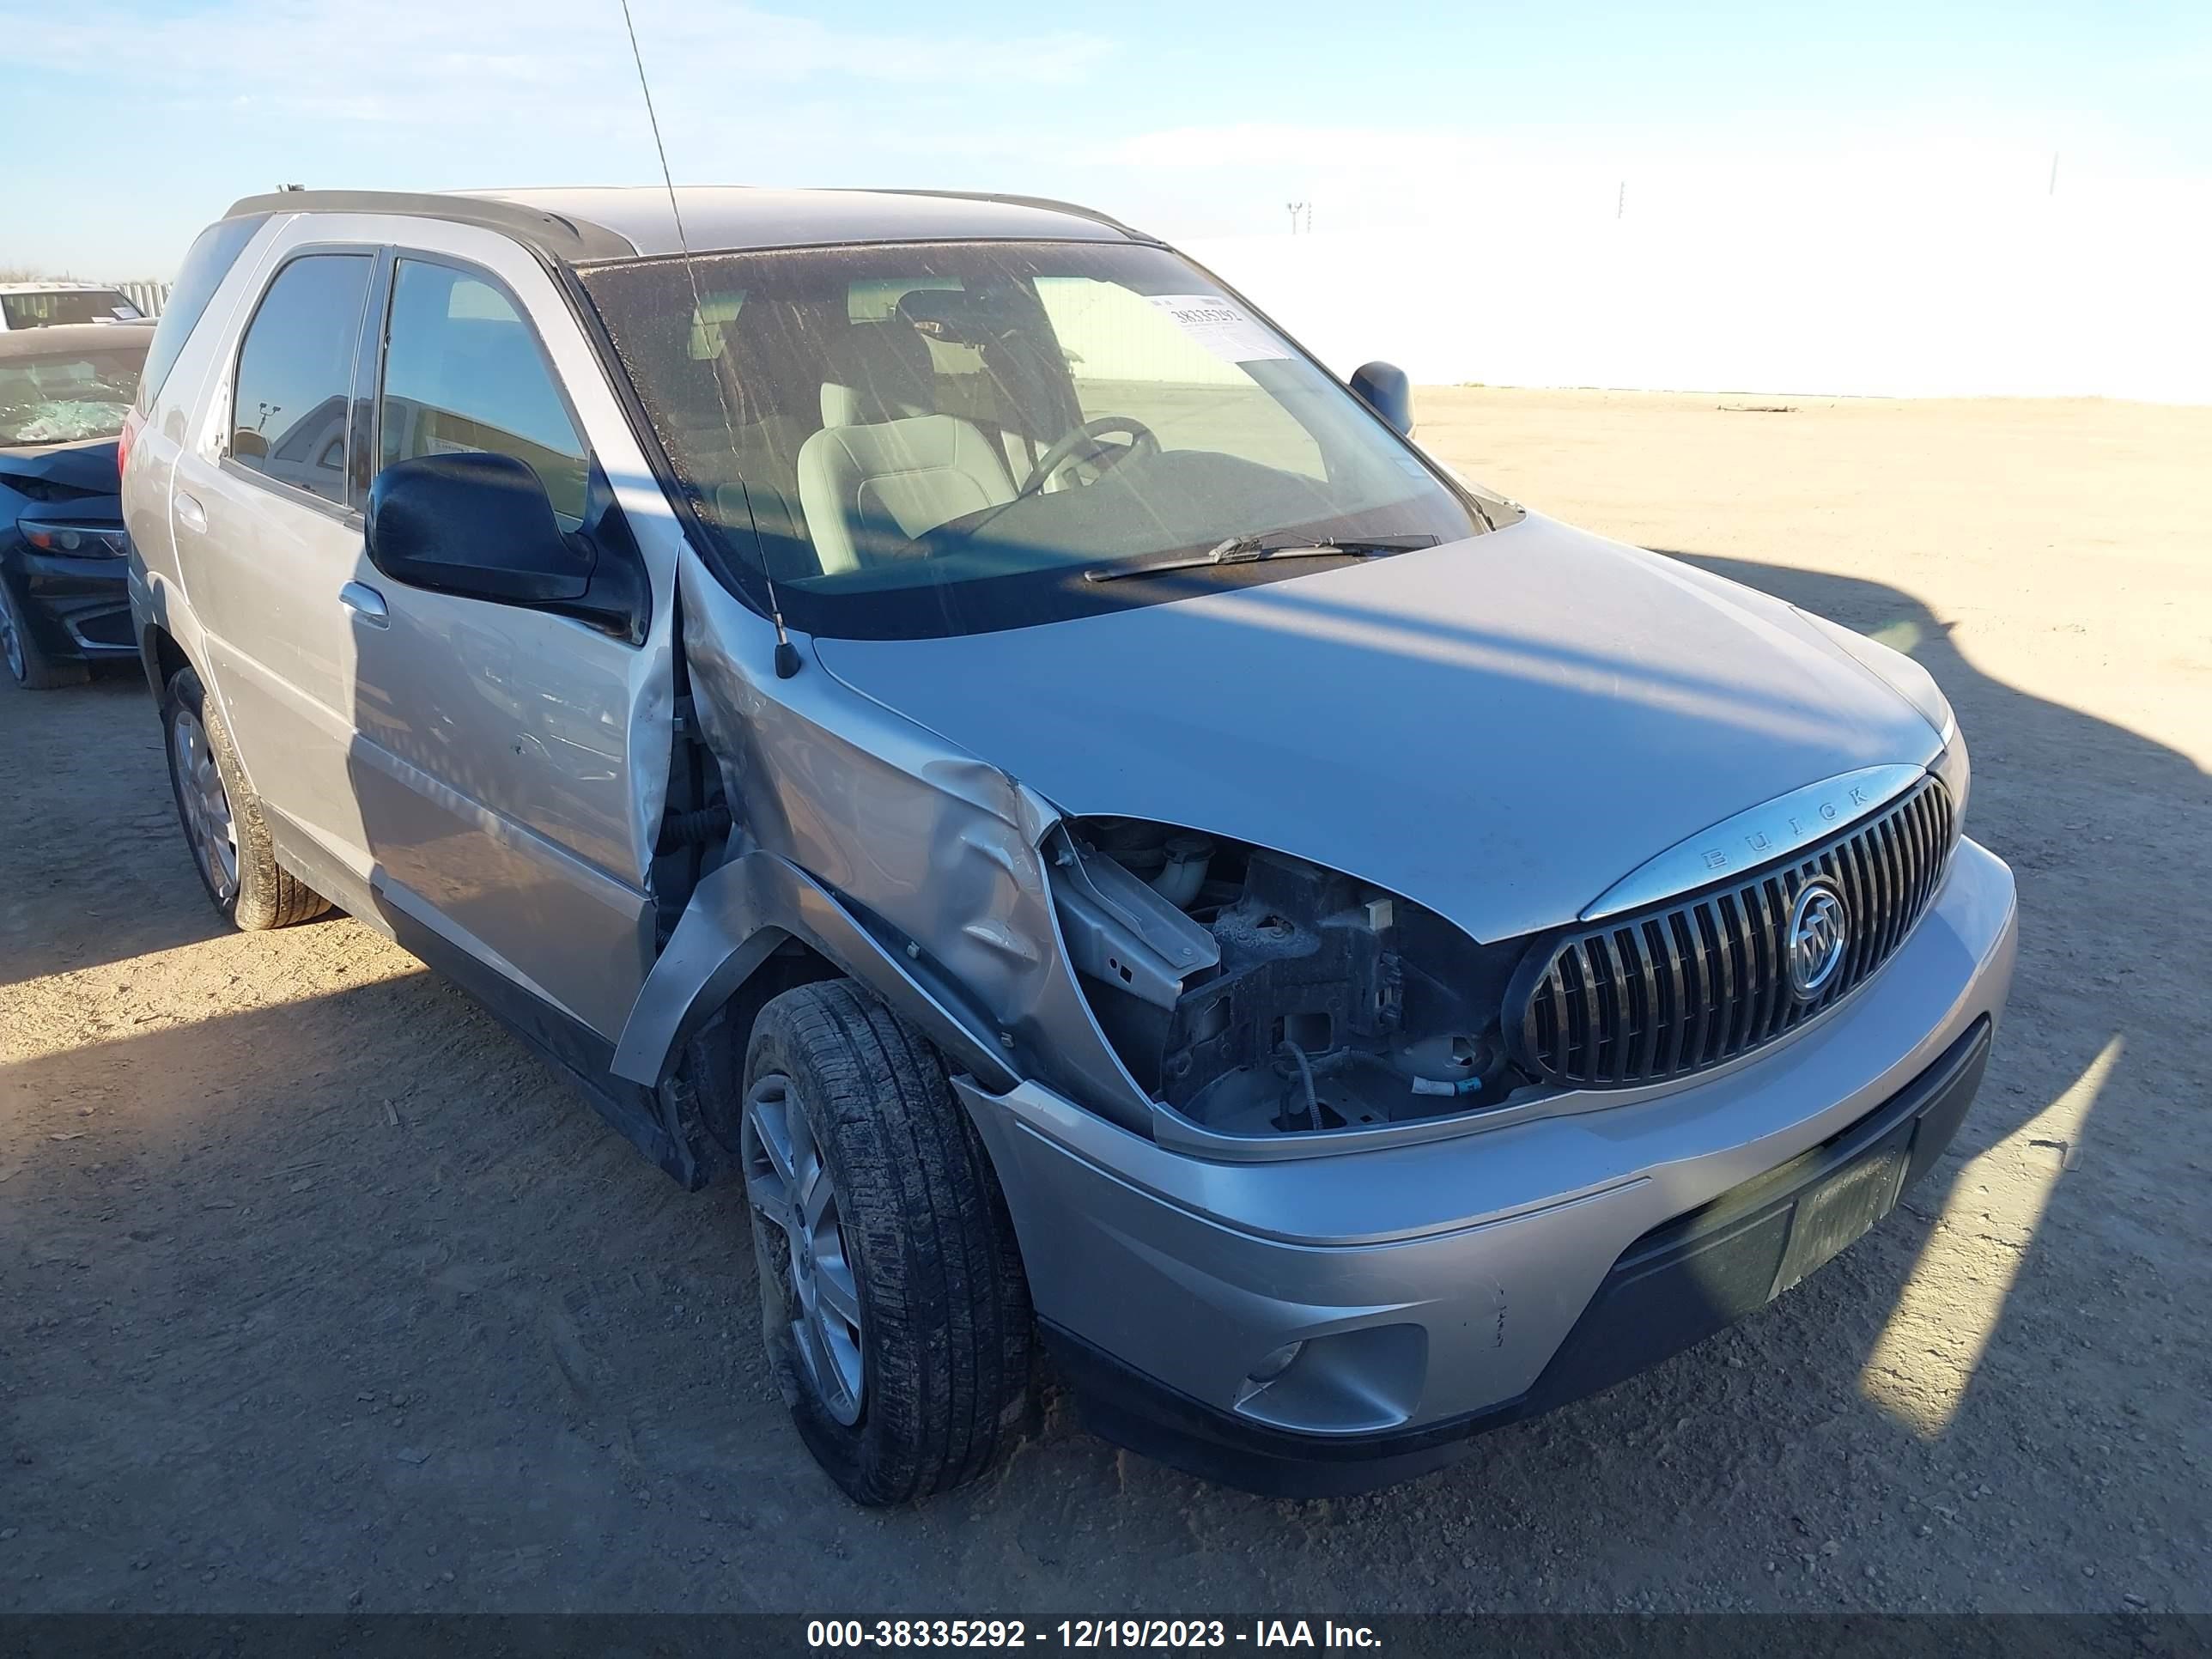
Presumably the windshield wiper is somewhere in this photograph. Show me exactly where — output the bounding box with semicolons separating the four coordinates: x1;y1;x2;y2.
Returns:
1084;532;1437;584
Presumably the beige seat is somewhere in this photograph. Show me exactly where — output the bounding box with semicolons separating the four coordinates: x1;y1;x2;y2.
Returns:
795;324;1016;574
688;413;811;575
651;302;824;579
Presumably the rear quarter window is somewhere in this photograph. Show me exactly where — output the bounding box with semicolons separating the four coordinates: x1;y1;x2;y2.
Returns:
136;215;267;412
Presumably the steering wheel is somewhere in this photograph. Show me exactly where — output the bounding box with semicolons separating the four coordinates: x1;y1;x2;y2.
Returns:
1014;416;1160;501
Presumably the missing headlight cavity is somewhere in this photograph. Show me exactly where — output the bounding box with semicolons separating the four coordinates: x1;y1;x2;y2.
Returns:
1049;817;1534;1137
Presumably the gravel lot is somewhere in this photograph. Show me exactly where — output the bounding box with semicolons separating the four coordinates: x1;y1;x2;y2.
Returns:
3;389;2207;1614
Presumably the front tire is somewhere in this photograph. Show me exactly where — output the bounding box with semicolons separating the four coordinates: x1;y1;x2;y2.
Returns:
741;981;1034;1504
0;579;88;690
160;665;328;929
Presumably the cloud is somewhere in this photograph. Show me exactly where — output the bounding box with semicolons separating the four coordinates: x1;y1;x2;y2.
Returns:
0;0;1122;272
1101;123;1475;170
9;0;1114;130
635;3;1113;89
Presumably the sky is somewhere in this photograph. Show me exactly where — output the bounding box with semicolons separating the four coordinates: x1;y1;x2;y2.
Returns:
3;0;2207;279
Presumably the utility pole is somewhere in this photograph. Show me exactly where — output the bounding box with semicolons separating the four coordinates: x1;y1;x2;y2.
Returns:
1616;179;1626;220
1285;201;1305;234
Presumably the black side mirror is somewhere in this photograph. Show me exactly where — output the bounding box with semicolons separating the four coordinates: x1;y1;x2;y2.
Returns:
1349;361;1414;438
366;451;592;605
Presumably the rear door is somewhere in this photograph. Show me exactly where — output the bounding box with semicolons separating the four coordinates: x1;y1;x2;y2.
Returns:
346;233;671;1042
168;240;380;884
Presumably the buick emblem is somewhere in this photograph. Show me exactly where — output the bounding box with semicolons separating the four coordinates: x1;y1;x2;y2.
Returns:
1786;880;1850;1000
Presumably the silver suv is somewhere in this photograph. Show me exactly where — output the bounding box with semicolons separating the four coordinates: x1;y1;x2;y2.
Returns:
122;187;2017;1502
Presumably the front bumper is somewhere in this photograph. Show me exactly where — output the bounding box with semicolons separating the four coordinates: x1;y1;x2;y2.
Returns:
7;552;133;659
955;836;2018;1495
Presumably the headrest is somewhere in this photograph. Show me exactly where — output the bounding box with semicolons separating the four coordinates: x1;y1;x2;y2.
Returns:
897;288;1011;346
820;322;937;427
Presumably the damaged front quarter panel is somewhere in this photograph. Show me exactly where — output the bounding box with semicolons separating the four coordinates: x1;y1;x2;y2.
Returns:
612;550;1157;1132
1048;816;1540;1159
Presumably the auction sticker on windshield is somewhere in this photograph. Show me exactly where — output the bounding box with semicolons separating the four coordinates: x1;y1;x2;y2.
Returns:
1145;294;1290;363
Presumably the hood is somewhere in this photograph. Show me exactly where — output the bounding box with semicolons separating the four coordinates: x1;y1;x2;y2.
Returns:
811;514;1947;945
0;436;123;496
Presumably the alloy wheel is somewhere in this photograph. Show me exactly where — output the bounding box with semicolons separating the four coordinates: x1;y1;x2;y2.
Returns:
0;588;24;683
741;1073;866;1425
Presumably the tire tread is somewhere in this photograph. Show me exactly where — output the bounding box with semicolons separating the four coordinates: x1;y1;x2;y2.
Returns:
1;584;88;690
162;666;329;930
747;981;1031;1504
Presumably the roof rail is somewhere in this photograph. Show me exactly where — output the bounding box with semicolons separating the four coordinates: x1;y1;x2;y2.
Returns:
221;190;637;263
865;188;1154;244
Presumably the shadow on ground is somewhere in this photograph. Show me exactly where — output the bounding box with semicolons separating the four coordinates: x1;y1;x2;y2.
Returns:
0;673;233;988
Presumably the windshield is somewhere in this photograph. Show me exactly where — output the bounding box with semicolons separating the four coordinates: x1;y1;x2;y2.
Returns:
2;290;143;330
580;241;1498;640
0;342;147;446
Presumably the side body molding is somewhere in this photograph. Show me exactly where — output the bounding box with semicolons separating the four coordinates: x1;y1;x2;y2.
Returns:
610;848;1024;1096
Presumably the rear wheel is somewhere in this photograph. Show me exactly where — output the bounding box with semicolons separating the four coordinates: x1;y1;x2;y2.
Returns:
0;580;88;690
741;981;1034;1504
160;665;328;929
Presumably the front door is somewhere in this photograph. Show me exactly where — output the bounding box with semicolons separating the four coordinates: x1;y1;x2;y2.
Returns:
344;238;666;1042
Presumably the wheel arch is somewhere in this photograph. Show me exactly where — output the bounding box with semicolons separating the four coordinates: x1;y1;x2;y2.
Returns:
138;617;191;701
136;582;264;804
613;848;1024;1101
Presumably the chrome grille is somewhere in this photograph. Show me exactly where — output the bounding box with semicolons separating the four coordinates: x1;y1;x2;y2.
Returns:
1512;775;1955;1088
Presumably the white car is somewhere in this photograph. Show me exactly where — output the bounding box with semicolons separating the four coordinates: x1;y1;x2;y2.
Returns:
0;282;147;331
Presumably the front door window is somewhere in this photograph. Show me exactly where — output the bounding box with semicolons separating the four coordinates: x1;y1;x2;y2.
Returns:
379;260;590;523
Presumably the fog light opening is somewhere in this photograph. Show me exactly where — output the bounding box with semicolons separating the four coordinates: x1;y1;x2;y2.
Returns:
1234;1340;1304;1406
1228;1323;1427;1434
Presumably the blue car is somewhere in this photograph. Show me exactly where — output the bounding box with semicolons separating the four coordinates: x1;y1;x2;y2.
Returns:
1;322;151;688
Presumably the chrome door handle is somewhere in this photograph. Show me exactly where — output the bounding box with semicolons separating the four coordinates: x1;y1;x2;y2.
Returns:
339;581;389;627
174;492;206;534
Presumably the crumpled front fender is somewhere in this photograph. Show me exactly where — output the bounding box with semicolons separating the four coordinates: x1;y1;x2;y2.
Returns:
610;848;1023;1095
608;548;1157;1132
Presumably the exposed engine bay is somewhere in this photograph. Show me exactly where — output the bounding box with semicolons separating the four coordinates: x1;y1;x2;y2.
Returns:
1050;817;1534;1137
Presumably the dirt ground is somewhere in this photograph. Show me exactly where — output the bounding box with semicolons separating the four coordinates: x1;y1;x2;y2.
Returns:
3;389;2208;1615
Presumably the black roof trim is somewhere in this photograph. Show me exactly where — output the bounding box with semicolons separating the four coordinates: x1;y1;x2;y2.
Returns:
222;190;639;264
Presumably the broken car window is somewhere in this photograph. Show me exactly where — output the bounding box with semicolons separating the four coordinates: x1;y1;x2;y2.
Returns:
0;345;148;446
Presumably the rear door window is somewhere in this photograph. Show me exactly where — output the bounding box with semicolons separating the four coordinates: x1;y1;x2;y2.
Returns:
230;252;374;507
377;258;589;524
137;216;264;410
